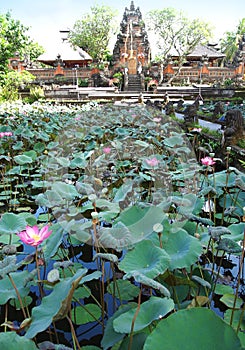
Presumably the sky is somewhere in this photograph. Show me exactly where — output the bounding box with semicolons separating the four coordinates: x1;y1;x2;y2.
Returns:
1;0;244;58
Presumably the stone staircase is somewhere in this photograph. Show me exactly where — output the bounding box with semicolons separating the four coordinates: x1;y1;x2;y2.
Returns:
127;74;144;92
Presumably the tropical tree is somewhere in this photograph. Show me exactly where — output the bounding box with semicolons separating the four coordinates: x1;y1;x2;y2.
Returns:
220;18;245;64
68;5;118;62
0;70;35;101
0;12;44;74
145;8;213;83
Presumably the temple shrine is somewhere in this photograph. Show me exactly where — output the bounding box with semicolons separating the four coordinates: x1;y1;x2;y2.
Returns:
11;1;244;92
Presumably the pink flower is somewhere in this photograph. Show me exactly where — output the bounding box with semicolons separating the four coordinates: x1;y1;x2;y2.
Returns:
153;118;161;122
191;128;202;133
201;156;216;166
0;131;13;138
103;147;111;154
145;157;159;167
18;225;52;247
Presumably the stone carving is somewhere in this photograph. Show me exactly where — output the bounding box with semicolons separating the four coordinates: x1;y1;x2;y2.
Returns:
223;109;244;146
165;101;175;116
183;102;199;124
112;1;151;76
213;101;225;116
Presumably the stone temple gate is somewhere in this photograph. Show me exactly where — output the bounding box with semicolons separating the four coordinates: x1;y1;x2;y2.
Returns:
112;1;151;91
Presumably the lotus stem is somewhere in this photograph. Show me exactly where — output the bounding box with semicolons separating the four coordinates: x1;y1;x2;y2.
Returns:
231;227;245;328
7;273;27;319
66;315;81;350
128;284;142;350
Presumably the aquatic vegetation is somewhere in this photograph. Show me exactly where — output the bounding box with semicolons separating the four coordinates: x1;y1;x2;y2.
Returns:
0;101;244;349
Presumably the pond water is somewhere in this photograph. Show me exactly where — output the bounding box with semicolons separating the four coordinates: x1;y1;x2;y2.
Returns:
175;112;222;131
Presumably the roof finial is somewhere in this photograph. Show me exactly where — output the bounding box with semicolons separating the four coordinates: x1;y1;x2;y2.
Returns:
130;1;135;11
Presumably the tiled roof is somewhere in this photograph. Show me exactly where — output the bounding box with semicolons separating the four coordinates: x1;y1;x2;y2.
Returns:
187;44;225;58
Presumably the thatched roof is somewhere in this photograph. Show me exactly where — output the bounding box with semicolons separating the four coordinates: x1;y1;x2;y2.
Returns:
38;42;92;67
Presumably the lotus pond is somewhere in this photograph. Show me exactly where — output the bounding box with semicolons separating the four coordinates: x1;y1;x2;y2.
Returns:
0;100;245;350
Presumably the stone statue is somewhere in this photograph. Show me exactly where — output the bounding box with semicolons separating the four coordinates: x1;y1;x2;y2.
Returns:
213;101;225;117
183;103;198;124
165;101;175;116
223;109;244;146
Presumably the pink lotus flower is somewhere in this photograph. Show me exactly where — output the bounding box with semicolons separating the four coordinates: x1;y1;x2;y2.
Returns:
201;156;216;166
191;127;202;133
145;157;159;167
153;117;161;122
18;225;52;247
103;147;111;154
0;131;13;138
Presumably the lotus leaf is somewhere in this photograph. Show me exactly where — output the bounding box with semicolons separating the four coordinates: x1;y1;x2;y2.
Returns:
0;212;26;235
25;268;87;339
216;238;242;254
143;308;243;350
107;279;140;300
0;332;38;350
113;296;174;334
119;240;170;279
101;304;136;350
163;228;203;270
71;304;101;325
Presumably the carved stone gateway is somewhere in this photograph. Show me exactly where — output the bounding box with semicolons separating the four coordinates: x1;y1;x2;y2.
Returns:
112;1;151;91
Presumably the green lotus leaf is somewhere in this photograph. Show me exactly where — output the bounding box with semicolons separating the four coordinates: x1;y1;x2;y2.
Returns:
143;308;243;350
220;293;244;309
14;154;33;165
113;296;174;334
212;170;237;188
93;253;119;263
163;135;184;148
216;238;242;254
55;156;70;167
214;284;234;295
0;332;38;350
107;279;140;300
163;228;203;270
35;190;64;207
209;226;231;240
0;212;27;235
71;304;101;325
33;142;45;153
25;268;87;339
113;180;133;203
118;333;148;350
101;304;136;350
23;150;37;161
52;182;80;200
119;240;170;279
0;270;29;304
224;223;245;241
219;190;245;216
133;273;170;297
224;309;245;332
115;205;167;242
70;156;88;169
98;222;134;251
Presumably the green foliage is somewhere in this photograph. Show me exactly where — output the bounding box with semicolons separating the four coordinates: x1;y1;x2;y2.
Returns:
143;308;243;350
0;70;35;101
145;8;212;63
0;101;244;348
0;12;44;74
220;18;245;63
68;4;118;62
